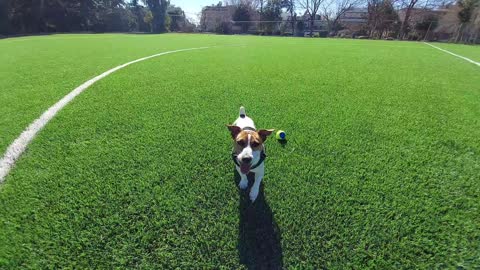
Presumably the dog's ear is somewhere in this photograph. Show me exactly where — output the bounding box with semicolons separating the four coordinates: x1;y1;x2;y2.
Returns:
258;129;274;142
227;125;242;140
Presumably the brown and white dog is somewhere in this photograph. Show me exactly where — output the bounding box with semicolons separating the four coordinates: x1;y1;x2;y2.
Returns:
227;106;274;202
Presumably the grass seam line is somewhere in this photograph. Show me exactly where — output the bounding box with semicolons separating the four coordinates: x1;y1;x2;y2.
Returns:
424;42;480;67
0;46;216;184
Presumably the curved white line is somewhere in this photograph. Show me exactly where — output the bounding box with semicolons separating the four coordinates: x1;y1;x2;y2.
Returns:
424;42;480;67
0;46;213;183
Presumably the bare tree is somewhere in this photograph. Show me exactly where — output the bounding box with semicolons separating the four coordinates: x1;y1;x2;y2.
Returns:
472;7;480;43
367;0;399;38
299;0;325;36
225;0;258;6
255;0;267;13
456;0;480;42
398;0;421;38
321;0;363;34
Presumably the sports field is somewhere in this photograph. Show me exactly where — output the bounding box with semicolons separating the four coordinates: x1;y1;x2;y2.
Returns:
0;34;479;269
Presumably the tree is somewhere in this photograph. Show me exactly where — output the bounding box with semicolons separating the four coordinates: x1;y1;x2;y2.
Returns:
254;0;267;15
1;0;164;35
282;0;297;35
398;0;420;38
368;0;399;38
296;18;306;35
415;13;438;39
472;6;480;42
226;0;259;12
321;0;362;34
456;0;480;42
167;5;186;32
144;10;154;32
91;0;132;32
233;4;252;33
129;0;142;31
262;0;282;34
299;0;325;36
0;0;9;34
6;0;90;33
145;0;170;33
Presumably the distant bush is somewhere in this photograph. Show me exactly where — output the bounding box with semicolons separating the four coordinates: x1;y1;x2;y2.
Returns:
295;21;305;37
215;22;232;35
337;29;352;38
280;22;289;36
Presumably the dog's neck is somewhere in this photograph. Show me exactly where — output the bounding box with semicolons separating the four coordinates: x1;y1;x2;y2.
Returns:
232;147;266;170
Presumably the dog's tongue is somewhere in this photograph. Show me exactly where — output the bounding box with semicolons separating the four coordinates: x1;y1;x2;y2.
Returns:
240;163;251;174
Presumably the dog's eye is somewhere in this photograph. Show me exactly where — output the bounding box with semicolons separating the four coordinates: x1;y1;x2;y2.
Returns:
251;142;260;148
237;140;246;147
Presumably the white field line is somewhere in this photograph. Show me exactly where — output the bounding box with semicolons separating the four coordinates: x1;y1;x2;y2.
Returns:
424;42;480;67
0;46;214;183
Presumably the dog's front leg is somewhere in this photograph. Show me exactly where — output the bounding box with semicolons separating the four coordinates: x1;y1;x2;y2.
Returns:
249;166;264;202
236;166;249;190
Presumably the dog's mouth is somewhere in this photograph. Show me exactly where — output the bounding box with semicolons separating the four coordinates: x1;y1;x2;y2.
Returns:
240;163;251;174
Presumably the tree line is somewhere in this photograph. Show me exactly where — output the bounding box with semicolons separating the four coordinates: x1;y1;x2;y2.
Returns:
215;0;479;42
0;0;195;36
1;0;478;42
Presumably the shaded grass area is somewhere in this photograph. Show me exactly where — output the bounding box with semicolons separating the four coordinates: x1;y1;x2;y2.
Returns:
236;171;283;269
1;35;480;268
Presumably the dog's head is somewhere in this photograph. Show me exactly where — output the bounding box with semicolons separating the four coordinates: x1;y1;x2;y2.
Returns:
227;126;274;174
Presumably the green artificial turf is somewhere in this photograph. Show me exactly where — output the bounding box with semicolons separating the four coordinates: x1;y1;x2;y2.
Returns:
432;42;480;62
0;34;243;154
1;34;479;269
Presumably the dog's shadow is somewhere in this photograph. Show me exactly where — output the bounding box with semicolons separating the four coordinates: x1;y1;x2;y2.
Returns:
234;171;283;270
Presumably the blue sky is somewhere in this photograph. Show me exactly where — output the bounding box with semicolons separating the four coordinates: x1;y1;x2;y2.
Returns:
170;0;219;19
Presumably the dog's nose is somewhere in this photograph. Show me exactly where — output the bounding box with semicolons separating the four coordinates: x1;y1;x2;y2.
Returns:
242;157;252;164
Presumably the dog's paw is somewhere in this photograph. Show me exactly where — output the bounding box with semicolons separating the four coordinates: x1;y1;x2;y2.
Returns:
239;179;248;190
249;188;259;202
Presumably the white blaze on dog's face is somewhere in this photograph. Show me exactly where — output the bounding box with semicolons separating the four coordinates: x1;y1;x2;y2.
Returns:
227;126;274;174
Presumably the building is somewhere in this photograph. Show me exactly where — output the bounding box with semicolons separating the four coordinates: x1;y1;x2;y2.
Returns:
339;8;368;32
434;5;461;41
200;5;236;32
397;8;447;25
